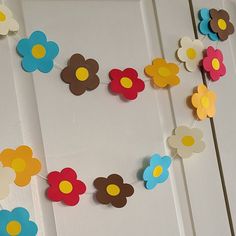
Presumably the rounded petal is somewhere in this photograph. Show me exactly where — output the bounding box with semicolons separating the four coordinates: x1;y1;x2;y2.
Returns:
16;39;31;56
30;31;47;44
96;191;110;205
46;41;59;59
122;183;134;197
86;58;99;73
194;141;206;153
143;166;153;181
8;18;19;32
168;135;180;148
144;65;155;77
37;59;54;73
110;196;127;208
177;148;193;158
145;179;158;190
191;93;201;108
21;57;38;72
123;68;138;79
197;106;208;120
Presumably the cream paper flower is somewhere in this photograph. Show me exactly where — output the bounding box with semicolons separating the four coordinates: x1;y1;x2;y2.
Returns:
0;4;19;36
0;163;16;199
168;126;205;158
177;36;204;72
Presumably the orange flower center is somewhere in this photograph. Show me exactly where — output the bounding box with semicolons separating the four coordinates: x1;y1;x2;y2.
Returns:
201;96;210;108
182;136;195;146
218;19;227;30
158;67;171;77
186;48;197;60
120;77;133;89
11;158;26;172
75;67;89;81
6;221;22;235
212;58;220;71
31;44;46;59
152;166;163;178
106;184;120;196
59;180;73;194
0;11;6;22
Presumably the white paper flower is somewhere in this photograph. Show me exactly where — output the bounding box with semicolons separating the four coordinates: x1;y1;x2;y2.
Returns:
168;126;205;158
177;36;204;72
0;163;16;199
0;4;19;36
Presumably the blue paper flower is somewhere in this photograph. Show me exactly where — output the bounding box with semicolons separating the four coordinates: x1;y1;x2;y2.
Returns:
0;207;38;236
143;154;172;190
16;31;59;73
198;8;219;41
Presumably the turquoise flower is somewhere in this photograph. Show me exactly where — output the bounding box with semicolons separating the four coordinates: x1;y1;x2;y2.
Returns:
16;31;59;73
198;8;219;41
143;154;172;190
0;207;38;235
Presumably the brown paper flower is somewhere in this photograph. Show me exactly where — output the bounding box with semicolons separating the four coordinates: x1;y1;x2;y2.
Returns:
61;54;100;95
209;9;234;41
93;174;134;208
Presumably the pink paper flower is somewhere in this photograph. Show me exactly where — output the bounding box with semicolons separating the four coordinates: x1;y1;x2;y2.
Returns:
202;46;226;81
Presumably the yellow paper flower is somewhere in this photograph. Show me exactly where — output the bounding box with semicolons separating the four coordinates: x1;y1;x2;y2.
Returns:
191;84;216;120
0;145;41;187
144;58;180;88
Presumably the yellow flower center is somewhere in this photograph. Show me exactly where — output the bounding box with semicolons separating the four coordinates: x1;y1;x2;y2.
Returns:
182;136;195;146
106;184;120;196
59;180;73;194
6;221;22;235
31;44;46;59
158;67;171;77
120;77;133;88
186;48;197;60
212;58;220;71
218;19;227;30
201;96;210;108
75;67;89;81
0;11;6;22
152;166;163;178
11;158;26;172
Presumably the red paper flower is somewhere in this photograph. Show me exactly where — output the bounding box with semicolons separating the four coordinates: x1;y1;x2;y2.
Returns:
46;168;86;206
202;46;226;81
109;68;145;100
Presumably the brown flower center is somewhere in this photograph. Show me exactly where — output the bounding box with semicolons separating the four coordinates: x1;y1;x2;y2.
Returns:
158;67;171;77
106;184;120;196
218;19;227;30
120;77;133;88
212;58;220;71
11;158;26;172
59;180;73;194
0;11;6;22
75;67;89;81
182;136;195;146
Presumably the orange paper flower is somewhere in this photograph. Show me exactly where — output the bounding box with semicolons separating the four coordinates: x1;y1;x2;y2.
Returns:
0;145;41;187
144;58;180;88
191;84;216;120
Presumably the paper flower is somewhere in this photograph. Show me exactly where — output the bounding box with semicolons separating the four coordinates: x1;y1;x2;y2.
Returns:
0;163;15;200
0;145;41;187
16;31;59;73
177;36;204;72
0;4;19;36
168;126;205;158
191;84;216;120
209;9;234;41
61;54;100;96
93;174;134;208
202;46;226;81
109;68;145;100
46;167;86;206
143;154;172;190
198;8;219;41
0;207;38;236
144;58;180;88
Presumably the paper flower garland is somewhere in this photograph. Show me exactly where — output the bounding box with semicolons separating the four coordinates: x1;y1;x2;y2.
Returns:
46;167;86;206
0;145;41;187
109;68;145;100
0;207;38;236
202;46;226;81
16;31;59;73
198;8;219;41
168;126;205;158
93;174;134;208
209;9;234;41
177;37;204;72
144;58;180;88
143;154;172;190
191;84;216;120
0;4;19;36
61;53;100;96
0;163;15;200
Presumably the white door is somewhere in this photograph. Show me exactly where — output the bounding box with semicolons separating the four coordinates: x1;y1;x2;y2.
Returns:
1;0;234;235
